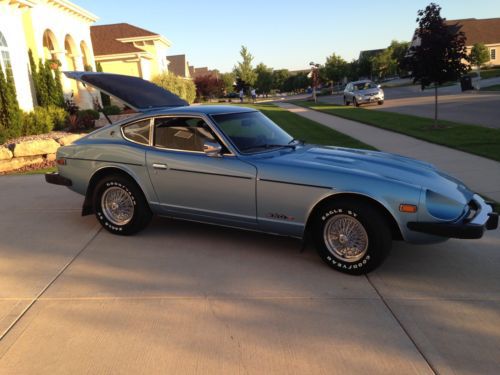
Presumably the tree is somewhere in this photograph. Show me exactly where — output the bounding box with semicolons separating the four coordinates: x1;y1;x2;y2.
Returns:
469;43;490;69
194;74;225;100
254;63;273;96
96;62;111;106
322;53;348;85
405;3;468;127
152;72;196;104
234;46;256;88
0;66;21;143
220;72;236;94
389;40;411;76
272;69;289;92
357;55;372;79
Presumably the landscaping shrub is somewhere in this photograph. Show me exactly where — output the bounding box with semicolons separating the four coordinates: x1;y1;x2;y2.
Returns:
77;109;100;130
151;72;196;104
102;105;121;116
47;105;68;130
22;107;52;135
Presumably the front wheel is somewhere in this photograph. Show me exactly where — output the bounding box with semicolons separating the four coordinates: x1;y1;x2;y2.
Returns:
377;100;384;105
93;175;152;235
312;199;392;275
353;98;360;107
343;96;350;106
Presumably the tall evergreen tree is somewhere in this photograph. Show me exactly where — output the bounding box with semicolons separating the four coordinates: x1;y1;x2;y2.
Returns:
36;59;50;106
234;46;256;87
0;66;21;142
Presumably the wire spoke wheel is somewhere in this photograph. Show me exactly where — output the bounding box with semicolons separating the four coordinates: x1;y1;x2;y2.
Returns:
323;214;369;262
101;186;135;226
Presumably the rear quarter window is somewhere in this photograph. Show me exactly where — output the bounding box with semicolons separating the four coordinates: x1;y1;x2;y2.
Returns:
122;119;151;145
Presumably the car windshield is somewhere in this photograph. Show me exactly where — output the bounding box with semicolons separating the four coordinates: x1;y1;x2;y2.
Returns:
353;82;377;91
211;111;294;154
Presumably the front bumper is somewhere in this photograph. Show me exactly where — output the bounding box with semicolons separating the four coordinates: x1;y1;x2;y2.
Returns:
45;172;72;186
407;194;498;239
358;95;384;103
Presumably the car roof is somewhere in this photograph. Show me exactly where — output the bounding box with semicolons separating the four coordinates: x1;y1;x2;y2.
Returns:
350;80;373;84
143;105;258;116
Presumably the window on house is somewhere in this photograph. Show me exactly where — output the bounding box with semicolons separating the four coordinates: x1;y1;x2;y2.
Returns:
0;31;12;75
491;49;496;60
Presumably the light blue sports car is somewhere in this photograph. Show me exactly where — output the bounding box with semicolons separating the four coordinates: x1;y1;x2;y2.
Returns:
46;72;498;275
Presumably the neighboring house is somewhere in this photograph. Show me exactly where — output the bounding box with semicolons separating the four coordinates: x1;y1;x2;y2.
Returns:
91;23;171;81
189;66;218;79
0;0;97;110
445;18;500;66
358;49;385;61
166;54;191;78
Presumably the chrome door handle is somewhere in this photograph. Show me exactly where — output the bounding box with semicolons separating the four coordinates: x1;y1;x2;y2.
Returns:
152;163;167;170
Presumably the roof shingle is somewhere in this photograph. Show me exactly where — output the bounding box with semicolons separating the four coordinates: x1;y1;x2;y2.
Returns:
445;18;500;46
90;23;159;56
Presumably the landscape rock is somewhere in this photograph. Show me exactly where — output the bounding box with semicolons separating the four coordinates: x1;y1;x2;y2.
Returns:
13;139;60;158
0;147;13;160
57;134;85;146
0;156;45;173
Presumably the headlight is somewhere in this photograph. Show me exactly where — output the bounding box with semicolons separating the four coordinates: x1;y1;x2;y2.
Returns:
425;190;466;221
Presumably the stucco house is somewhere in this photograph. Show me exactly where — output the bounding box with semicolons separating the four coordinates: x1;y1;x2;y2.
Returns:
0;0;97;110
166;54;191;78
90;23;171;81
445;18;500;66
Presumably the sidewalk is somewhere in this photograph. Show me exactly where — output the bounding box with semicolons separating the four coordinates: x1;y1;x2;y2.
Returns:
276;102;500;202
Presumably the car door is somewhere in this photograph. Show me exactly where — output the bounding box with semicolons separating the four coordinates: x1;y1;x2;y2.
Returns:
146;116;258;227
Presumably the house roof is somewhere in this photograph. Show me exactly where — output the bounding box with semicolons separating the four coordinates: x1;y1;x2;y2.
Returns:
90;23;159;56
445;18;500;45
359;48;385;60
166;55;189;77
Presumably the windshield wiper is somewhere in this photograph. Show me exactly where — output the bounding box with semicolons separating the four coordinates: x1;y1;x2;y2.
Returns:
240;143;297;152
288;138;304;145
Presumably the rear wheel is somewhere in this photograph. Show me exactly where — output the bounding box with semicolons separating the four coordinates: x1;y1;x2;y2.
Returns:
378;100;384;105
312;199;392;275
93;174;152;235
343;96;350;106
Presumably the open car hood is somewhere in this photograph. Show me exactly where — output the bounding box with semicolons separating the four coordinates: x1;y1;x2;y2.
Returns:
64;71;188;112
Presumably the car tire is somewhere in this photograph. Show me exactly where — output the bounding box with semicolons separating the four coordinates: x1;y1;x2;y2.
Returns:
343;96;349;106
312;199;392;275
378;100;384;105
93;174;152;235
353;98;360;107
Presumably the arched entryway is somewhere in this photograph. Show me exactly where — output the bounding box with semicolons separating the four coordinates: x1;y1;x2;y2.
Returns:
42;29;59;61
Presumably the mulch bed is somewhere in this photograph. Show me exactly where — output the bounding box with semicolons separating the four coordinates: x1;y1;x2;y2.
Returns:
0;159;55;175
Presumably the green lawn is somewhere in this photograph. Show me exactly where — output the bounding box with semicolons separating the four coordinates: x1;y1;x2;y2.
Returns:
293;101;500;162
244;104;375;150
480;68;500;80
481;84;500;91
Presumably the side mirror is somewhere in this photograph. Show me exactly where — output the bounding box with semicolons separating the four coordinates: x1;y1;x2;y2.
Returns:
203;140;222;157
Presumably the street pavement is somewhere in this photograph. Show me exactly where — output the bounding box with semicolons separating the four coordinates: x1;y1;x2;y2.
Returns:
0;175;499;374
317;78;500;128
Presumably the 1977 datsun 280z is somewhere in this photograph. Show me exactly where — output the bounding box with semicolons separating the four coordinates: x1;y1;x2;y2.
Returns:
45;72;498;275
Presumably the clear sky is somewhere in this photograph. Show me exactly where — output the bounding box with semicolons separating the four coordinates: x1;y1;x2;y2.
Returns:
81;0;500;72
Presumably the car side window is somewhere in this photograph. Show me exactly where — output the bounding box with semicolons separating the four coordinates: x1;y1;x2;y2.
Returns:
154;117;216;152
122;119;151;145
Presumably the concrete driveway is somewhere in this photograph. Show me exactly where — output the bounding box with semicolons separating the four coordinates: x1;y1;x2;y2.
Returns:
0;175;499;374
